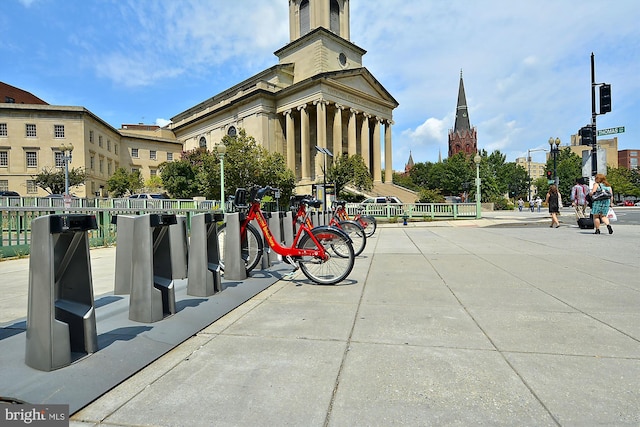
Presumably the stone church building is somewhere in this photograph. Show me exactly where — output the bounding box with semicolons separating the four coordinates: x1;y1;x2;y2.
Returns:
170;0;399;193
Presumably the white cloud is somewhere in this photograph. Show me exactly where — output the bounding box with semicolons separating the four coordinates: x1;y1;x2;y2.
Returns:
156;118;171;128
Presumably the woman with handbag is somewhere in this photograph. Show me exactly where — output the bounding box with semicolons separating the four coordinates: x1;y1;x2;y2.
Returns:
590;173;614;234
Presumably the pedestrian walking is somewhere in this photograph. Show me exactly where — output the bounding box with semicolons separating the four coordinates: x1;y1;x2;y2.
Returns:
590;173;614;235
545;184;561;228
571;178;588;219
535;196;542;212
529;199;534;212
518;198;524;212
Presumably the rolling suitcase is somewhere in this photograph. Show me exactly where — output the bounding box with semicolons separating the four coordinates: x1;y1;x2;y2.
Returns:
577;215;594;229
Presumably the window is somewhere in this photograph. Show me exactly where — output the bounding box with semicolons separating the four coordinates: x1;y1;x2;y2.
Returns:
5;96;15;103
167;152;173;161
55;151;65;168
0;123;7;137
89;130;94;143
54;124;65;138
227;126;237;137
150;150;157;160
26;151;37;167
26;180;38;194
150;169;157;177
131;148;139;158
300;0;310;35
199;137;207;148
0;180;8;192
98;136;103;147
131;167;139;174
107;139;111;151
0;151;7;167
26;124;36;137
90;156;95;170
330;0;340;35
107;160;112;175
114;143;118;155
99;158;104;173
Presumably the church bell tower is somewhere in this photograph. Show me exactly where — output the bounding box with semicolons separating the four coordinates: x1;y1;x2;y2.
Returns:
288;0;350;42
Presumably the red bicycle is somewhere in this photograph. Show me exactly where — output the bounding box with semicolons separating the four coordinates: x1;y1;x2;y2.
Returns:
293;196;367;256
333;200;377;237
217;186;355;285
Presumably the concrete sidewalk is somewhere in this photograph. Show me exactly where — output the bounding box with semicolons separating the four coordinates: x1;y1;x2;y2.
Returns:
2;213;639;426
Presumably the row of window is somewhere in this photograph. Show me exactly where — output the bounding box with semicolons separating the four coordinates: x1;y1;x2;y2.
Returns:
88;130;118;153
0;179;40;194
130;148;173;161
0;123;65;138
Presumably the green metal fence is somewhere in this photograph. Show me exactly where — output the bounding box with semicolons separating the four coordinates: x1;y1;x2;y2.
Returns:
0;197;478;258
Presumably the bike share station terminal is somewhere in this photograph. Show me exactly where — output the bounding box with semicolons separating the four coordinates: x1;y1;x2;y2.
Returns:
0;208;296;413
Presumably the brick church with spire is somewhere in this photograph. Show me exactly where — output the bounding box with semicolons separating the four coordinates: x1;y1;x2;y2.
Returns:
448;71;477;157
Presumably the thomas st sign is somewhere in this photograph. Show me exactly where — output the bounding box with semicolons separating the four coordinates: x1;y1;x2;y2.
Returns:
597;126;625;136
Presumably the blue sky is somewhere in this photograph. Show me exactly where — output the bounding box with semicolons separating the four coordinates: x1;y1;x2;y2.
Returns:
2;0;639;170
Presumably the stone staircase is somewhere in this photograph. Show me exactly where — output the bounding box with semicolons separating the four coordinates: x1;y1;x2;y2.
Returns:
346;182;418;203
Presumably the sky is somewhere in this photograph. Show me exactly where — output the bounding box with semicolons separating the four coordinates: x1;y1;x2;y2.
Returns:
2;0;639;171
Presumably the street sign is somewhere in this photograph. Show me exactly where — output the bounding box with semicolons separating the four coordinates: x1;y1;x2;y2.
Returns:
597;126;625;136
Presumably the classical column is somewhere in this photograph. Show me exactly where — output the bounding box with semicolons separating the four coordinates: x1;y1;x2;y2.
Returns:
314;100;327;180
284;109;296;173
298;104;310;181
348;108;358;157
372;118;382;183
333;104;343;158
384;120;393;182
360;113;370;171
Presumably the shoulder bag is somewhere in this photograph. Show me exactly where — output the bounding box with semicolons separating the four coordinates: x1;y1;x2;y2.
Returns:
592;185;612;201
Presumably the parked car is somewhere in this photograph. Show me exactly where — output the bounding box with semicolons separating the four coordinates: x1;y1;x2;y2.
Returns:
129;193;169;199
623;200;634;207
0;191;20;197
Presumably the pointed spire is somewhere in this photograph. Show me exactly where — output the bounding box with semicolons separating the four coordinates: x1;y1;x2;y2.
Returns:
454;69;471;132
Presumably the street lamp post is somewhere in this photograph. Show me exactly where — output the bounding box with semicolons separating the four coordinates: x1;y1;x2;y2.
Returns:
59;144;74;197
315;146;334;213
548;137;561;187
474;153;482;219
527;148;548;201
216;144;227;212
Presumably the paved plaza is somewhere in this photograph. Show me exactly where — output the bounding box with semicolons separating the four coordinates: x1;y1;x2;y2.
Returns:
1;209;639;426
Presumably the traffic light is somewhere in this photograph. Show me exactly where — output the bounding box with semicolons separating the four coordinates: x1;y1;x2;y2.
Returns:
579;126;594;146
546;171;552;180
599;84;611;114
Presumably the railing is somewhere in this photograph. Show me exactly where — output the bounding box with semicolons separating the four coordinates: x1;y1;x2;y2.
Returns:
0;197;220;258
0;197;479;257
346;202;478;219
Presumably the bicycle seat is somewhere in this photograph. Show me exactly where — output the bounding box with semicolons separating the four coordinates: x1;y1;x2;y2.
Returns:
301;198;322;209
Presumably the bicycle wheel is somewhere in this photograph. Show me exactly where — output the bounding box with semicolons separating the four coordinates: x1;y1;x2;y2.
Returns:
217;222;263;273
297;226;355;285
358;214;377;237
336;220;366;256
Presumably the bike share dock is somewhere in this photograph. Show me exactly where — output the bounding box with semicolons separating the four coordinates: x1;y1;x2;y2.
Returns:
0;212;292;413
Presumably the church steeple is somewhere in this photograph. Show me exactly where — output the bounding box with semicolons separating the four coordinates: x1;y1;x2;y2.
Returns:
454;70;471;132
448;69;477;158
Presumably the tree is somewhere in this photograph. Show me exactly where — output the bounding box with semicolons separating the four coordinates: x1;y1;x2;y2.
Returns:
545;148;581;202
160;129;296;203
106;167;143;197
327;154;373;196
606;166;640;199
32;167;86;195
160;160;199;199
